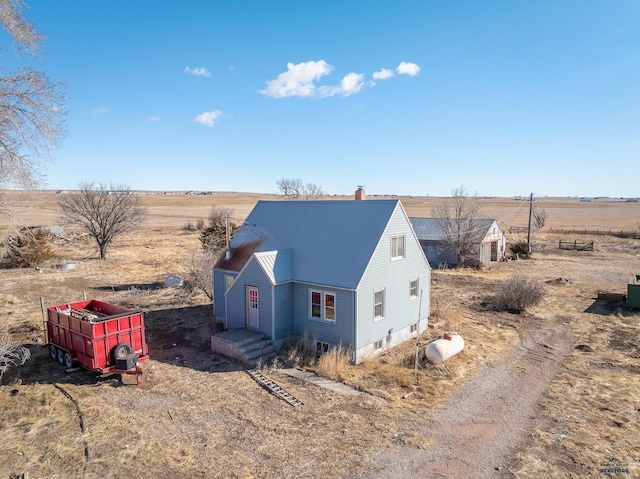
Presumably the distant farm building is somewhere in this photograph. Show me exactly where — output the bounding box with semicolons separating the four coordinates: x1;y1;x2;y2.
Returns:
409;218;506;268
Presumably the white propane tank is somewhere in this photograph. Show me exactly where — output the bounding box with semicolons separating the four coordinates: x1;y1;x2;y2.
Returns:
425;332;465;363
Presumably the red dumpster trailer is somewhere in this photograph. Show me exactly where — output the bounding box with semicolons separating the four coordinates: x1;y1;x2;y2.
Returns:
47;299;149;383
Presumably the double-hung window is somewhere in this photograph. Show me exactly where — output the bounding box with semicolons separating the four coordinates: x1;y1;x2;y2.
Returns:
410;279;419;299
311;290;336;322
374;289;385;321
391;235;405;260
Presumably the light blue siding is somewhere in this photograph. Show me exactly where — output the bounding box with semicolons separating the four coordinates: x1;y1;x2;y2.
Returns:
226;258;274;338
356;204;431;350
273;282;293;341
291;282;355;349
213;270;236;323
213;199;432;363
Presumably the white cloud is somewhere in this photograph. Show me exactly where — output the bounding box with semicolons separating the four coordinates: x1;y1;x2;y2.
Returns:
92;107;108;115
373;68;395;80
397;61;421;76
318;72;365;98
184;66;211;77
148;116;161;123
260;60;419;99
194;110;222;127
259;60;334;98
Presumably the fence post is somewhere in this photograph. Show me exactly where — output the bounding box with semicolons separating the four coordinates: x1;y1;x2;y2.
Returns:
40;296;48;344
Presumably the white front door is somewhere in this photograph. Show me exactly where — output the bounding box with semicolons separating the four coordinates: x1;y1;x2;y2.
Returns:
246;286;259;330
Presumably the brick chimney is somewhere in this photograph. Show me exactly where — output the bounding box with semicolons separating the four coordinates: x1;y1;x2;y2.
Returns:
355;186;366;200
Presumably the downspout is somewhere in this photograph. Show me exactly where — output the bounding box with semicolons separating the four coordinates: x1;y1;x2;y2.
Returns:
353;290;358;363
271;283;275;342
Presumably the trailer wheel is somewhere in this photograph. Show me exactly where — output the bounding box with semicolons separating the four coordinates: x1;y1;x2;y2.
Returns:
49;344;57;361
63;352;73;369
113;343;132;360
57;348;65;365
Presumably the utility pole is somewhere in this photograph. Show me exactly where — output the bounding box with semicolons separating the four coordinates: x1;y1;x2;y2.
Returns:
527;192;533;254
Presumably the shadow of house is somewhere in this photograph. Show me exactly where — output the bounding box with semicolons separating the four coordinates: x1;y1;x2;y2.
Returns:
95;282;164;292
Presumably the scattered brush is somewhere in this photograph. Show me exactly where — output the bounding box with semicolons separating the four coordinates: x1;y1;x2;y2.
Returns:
493;275;545;313
314;344;350;381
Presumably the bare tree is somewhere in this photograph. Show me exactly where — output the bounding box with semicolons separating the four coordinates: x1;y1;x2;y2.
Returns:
59;183;147;260
276;178;303;199
533;207;547;230
301;181;325;199
432;186;486;267
184;248;217;299
0;0;67;191
276;178;324;200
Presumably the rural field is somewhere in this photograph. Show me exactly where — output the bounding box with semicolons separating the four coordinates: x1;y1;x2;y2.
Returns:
1;190;639;478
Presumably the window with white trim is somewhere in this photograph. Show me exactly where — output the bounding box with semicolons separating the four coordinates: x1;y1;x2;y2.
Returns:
410;323;418;333
225;275;234;291
373;339;383;350
316;341;329;354
410;279;419;299
391;234;405;260
310;290;336;322
374;289;385;320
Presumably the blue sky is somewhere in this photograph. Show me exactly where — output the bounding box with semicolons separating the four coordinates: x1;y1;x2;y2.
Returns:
3;0;639;197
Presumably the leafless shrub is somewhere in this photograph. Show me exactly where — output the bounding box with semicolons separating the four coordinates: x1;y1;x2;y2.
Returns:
0;328;31;383
280;331;317;367
509;241;531;259
533;207;547;230
4;226;54;267
183;220;196;231
184;248;219;299
493;275;545;312
315;344;351;381
183;218;205;232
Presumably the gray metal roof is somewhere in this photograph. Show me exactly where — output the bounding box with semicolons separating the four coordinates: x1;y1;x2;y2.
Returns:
409;217;496;241
255;250;293;284
230;199;400;289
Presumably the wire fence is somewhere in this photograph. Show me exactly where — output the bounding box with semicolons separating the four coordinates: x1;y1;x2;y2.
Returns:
559;240;594;251
507;226;639;239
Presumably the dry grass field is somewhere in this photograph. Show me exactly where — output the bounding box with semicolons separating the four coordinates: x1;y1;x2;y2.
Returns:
0;190;639;478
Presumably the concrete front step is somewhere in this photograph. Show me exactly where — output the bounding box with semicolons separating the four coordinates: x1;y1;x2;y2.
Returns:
211;329;277;366
245;344;277;361
238;338;273;354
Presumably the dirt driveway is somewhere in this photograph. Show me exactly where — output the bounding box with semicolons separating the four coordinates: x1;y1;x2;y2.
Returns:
361;317;574;478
